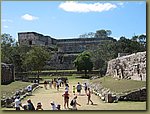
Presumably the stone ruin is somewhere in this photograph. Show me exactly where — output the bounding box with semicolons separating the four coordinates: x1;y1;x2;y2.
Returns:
106;51;146;81
1;63;15;85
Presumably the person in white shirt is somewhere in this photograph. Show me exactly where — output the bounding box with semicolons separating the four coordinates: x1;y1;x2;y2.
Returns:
27;85;32;95
50;101;58;110
14;96;22;110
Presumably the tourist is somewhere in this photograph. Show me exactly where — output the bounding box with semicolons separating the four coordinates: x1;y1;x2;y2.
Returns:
84;83;88;94
53;81;56;89
62;90;69;109
36;102;43;110
44;80;48;89
87;88;93;105
73;85;76;95
50;101;58;110
49;80;52;89
56;81;60;91
27;85;32;95
70;96;81;110
22;104;28;110
76;82;82;95
56;104;61;110
27;99;35;110
14;96;22;110
65;83;69;92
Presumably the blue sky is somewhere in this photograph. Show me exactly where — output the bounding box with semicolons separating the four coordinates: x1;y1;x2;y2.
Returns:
1;1;146;41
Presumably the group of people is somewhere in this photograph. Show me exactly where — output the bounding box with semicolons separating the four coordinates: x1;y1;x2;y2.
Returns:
44;78;67;91
14;79;93;110
14;97;42;110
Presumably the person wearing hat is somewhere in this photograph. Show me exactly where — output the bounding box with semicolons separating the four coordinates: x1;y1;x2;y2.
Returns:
50;101;57;110
27;99;35;110
36;102;43;110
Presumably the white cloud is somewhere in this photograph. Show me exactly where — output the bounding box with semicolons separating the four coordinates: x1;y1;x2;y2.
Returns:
117;2;124;6
59;1;117;13
21;14;39;21
2;19;13;22
3;25;8;28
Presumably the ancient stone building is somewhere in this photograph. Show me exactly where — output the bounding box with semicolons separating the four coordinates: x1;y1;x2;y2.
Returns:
18;32;115;70
18;32;57;47
106;51;146;81
1;63;15;84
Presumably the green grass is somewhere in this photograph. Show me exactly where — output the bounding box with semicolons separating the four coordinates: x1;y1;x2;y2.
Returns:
91;76;146;93
1;81;31;99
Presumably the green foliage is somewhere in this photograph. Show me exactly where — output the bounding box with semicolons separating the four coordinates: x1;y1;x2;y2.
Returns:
74;51;93;77
91;40;117;75
1;34;16;63
95;29;112;38
90;36;146;75
117;36;146;53
23;46;51;72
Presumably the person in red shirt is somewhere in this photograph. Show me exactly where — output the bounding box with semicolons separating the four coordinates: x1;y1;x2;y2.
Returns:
62;90;69;109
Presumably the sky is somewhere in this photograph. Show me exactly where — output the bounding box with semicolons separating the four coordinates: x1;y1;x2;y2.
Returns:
1;1;146;41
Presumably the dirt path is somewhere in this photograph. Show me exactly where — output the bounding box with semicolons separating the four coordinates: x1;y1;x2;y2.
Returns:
19;80;146;110
4;79;145;110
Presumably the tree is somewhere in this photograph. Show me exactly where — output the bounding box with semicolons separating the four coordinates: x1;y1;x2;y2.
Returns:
91;40;117;76
23;46;51;81
74;51;93;77
79;32;95;38
117;36;146;53
1;33;16;63
95;29;112;38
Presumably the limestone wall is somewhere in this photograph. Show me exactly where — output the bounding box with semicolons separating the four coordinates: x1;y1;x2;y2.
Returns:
106;51;146;81
1;63;15;85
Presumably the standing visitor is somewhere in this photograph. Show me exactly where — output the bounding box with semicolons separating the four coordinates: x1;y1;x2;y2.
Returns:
87;88;93;105
70;96;81;110
62;91;69;109
76;82;82;95
44;80;48;90
65;83;69;92
84;83;88;94
73;86;76;95
49;80;52;89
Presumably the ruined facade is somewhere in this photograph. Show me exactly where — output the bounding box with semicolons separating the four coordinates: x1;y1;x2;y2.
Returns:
18;32;114;69
106;51;146;81
1;63;15;84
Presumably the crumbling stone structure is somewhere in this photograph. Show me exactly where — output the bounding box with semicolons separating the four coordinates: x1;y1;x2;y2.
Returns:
18;32;114;70
1;63;15;85
106;51;146;81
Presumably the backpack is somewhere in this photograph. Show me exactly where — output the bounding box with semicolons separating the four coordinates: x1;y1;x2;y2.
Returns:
70;100;74;106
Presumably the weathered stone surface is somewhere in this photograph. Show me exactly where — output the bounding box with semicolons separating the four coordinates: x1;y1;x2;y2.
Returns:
18;32;115;70
1;63;15;85
106;51;146;81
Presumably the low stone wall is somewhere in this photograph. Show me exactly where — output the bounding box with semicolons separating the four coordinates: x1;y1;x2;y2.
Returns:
106;51;146;81
90;82;146;103
1;83;39;108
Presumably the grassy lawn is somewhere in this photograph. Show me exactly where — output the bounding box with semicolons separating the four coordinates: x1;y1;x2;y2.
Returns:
1;81;31;99
91;76;146;93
